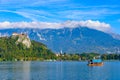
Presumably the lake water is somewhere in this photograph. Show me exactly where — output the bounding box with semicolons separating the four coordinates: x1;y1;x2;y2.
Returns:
0;61;120;80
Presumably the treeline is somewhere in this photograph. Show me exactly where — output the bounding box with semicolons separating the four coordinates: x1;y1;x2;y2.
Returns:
1;36;120;61
101;54;120;60
55;53;120;61
55;53;99;61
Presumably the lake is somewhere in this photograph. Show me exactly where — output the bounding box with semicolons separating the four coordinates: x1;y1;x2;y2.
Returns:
0;61;120;80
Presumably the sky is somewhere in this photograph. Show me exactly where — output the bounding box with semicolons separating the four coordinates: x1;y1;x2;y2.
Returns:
0;0;120;33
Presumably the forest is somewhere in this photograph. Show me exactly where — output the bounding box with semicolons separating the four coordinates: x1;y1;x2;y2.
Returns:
0;36;120;61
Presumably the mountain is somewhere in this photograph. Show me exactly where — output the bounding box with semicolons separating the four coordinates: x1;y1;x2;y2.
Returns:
110;33;120;40
0;33;55;61
0;27;120;54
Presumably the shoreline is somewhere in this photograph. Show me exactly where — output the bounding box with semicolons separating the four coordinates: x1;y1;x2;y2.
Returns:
0;59;120;62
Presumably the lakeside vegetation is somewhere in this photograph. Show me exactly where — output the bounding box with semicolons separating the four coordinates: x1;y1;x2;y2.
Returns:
55;53;120;61
0;37;56;61
0;34;120;61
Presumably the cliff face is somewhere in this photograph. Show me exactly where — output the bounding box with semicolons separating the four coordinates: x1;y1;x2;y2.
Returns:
12;33;31;48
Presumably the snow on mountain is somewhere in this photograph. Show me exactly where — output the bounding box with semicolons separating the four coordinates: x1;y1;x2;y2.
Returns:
36;32;46;41
0;27;120;54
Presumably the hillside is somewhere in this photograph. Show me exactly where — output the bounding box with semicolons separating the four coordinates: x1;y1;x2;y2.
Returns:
0;27;120;54
0;33;55;61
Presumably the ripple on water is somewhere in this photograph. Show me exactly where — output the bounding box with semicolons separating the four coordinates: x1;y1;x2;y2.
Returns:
0;61;120;80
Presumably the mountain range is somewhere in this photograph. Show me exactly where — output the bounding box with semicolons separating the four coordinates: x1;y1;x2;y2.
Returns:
0;27;120;54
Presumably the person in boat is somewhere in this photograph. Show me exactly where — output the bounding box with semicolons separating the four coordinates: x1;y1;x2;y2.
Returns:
88;60;93;64
88;59;103;66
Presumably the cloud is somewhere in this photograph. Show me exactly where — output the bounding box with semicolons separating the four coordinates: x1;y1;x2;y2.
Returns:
57;9;120;20
0;10;61;22
0;2;120;22
0;10;39;21
0;20;111;32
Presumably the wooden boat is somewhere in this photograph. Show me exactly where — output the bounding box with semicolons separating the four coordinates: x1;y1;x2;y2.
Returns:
88;59;103;66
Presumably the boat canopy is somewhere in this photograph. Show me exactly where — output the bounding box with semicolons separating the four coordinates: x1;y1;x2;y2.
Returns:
92;59;102;63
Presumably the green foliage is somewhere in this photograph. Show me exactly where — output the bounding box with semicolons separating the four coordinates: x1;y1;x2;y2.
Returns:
0;37;55;61
0;36;120;61
55;52;120;61
79;53;100;60
101;54;120;60
56;54;80;61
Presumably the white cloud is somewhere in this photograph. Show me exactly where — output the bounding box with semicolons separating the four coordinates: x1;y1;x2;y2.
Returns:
0;20;111;32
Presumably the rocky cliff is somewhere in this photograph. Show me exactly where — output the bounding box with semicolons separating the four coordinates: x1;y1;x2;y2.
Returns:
12;33;31;48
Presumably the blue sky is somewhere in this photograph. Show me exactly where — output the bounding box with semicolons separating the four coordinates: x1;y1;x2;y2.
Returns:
0;0;120;33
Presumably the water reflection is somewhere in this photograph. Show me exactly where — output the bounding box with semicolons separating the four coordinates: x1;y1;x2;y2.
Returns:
22;61;31;80
0;61;31;80
0;61;120;80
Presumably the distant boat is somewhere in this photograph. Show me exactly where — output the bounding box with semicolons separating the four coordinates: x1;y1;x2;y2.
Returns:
87;59;103;66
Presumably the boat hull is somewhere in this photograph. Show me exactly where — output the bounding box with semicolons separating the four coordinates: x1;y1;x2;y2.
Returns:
88;62;103;66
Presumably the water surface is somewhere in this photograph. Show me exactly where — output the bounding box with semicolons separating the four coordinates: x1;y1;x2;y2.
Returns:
0;61;120;80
